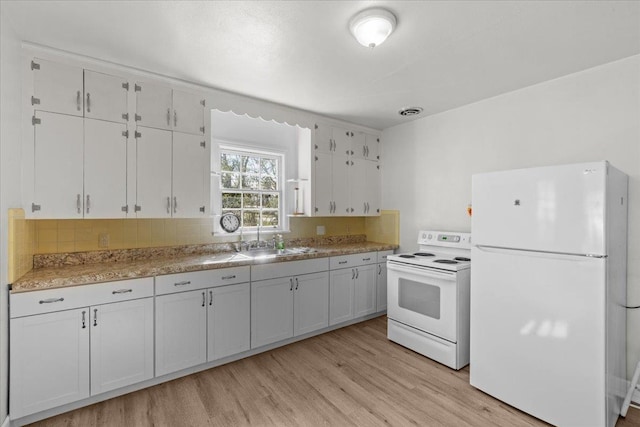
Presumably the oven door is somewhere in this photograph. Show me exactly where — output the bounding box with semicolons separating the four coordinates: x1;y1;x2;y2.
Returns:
387;261;458;342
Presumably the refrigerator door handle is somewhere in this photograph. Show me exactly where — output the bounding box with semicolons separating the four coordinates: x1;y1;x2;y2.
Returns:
474;245;607;259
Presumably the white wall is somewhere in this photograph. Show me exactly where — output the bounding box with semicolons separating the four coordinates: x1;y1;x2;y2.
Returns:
0;5;25;422
381;55;640;379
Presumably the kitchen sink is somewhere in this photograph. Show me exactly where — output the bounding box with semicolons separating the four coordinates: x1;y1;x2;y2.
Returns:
244;247;316;259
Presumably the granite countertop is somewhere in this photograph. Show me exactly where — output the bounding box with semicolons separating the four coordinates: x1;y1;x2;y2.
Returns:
11;241;397;293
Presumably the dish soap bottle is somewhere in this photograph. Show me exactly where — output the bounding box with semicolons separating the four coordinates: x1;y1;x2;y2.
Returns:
276;234;285;250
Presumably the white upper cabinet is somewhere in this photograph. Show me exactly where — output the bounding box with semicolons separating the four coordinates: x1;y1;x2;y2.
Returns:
135;82;204;134
32;111;84;218
352;132;379;161
172;132;207;217
135;127;173;218
84;119;128;218
32;58;84;116
365;133;380;161
134;81;172;130
172;89;205;135
83;70;128;123
364;160;380;216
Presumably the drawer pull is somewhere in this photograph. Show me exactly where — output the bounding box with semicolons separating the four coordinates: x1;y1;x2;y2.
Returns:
174;281;191;286
112;289;133;294
39;297;64;304
362;257;371;261
338;261;348;265
222;275;236;280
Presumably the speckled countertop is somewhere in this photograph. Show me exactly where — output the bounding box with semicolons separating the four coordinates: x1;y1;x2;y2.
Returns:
11;238;397;293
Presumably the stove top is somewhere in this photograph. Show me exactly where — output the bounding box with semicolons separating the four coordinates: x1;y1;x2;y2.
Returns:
387;230;472;272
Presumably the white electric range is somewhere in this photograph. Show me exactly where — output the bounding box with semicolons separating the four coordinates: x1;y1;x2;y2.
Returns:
386;230;471;370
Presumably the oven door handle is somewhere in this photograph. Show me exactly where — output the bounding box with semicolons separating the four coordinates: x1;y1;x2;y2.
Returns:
387;261;456;279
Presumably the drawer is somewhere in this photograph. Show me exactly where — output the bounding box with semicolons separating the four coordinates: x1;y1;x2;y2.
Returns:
377;250;394;263
10;277;154;318
251;258;329;282
155;266;250;296
329;251;377;270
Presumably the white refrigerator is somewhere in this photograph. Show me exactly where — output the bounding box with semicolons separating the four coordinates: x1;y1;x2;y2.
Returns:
470;161;628;427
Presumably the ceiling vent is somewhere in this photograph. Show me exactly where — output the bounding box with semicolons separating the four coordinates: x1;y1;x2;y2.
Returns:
398;107;423;117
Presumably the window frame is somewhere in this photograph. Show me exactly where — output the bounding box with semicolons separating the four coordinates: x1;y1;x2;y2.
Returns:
213;142;287;234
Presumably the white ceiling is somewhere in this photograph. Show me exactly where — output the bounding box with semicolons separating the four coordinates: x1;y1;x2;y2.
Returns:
2;1;639;130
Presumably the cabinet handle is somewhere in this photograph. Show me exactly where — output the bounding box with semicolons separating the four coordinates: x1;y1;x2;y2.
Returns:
366;146;369;157
112;289;132;294
222;275;236;280
76;91;81;111
167;108;171;126
202;291;205;307
352;269;355;279
81;310;86;329
174;110;177;127
166;196;171;214
77;194;81;214
86;194;90;214
364;202;367;213
174;280;191;286
367;202;370;213
378;264;382;274
289;278;293;291
338;261;347;265
363;257;371;261
355;268;359;279
363;146;366;157
39;297;64;304
93;308;98;327
295;277;299;290
173;196;177;214
209;290;213;306
86;93;91;113
346;160;349;165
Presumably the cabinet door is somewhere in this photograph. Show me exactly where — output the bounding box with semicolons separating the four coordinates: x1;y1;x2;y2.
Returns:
32;57;83;116
314;123;333;153
135;126;172;217
354;264;377;317
332;127;351;155
365;133;379;161
10;309;89;419
84;70;128;123
294;272;329;336
349;158;367;215
33;111;84;218
314;152;332;215
332;154;350;215
172;132;207;217
135;81;172;130
84;119;128;218
329;268;354;325
207;283;250;361
156;290;207;376
376;262;388;312
351;132;367;159
251;277;294;348
364;160;380;216
172;89;204;135
90;298;154;395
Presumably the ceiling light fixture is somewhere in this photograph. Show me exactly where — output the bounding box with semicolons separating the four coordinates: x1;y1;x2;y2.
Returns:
349;8;397;48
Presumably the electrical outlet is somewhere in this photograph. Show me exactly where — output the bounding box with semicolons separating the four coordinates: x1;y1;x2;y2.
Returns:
316;225;325;236
99;233;109;248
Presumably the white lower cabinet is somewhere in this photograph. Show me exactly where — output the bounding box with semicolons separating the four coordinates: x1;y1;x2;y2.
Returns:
207;283;251;361
155;268;251;375
10;309;90;419
155;289;208;376
329;252;378;325
251;271;329;348
10;278;154;419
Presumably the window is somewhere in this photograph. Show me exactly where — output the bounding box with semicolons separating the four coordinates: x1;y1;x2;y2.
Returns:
219;148;282;230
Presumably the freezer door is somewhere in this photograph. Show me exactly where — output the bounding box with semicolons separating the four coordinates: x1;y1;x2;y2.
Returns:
472;162;607;255
470;246;607;427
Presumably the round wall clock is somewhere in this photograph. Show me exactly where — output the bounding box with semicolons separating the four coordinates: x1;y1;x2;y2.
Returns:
220;212;240;233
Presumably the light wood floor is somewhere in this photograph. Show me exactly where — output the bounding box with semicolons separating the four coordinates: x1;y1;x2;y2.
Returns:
31;316;640;426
